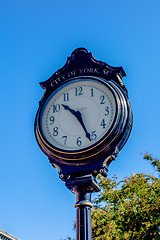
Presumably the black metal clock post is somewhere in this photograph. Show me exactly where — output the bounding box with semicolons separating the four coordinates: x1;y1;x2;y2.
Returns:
34;48;133;240
66;174;101;240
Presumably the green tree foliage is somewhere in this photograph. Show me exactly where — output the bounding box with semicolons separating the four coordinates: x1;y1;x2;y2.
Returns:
92;154;160;240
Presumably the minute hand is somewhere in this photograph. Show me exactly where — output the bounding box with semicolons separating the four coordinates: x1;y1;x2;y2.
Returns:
62;104;91;141
74;111;91;141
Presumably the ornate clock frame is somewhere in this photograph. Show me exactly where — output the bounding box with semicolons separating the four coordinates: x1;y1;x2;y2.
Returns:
35;48;133;179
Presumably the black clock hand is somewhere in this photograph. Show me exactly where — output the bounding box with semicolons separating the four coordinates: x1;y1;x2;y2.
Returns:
74;111;91;141
62;104;77;116
62;104;91;141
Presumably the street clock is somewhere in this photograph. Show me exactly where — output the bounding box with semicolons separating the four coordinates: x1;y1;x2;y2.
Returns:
35;48;133;179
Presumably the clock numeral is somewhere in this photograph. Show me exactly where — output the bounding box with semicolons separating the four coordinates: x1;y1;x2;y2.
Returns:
91;88;94;97
64;93;69;101
62;136;67;145
53;127;58;136
75;87;83;96
50;116;54;125
105;106;109;116
53;104;60;113
100;95;105;104
76;137;82;146
91;130;97;141
100;119;106;129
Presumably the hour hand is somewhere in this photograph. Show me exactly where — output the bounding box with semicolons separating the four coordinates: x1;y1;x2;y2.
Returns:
61;104;76;115
61;104;91;141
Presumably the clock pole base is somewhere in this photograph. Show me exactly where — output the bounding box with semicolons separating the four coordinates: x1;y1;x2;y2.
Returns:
65;174;101;240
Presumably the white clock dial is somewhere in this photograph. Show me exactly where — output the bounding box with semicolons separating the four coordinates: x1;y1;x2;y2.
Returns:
40;78;117;151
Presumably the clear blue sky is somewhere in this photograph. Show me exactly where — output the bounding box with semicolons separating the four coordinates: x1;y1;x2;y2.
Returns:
0;1;160;239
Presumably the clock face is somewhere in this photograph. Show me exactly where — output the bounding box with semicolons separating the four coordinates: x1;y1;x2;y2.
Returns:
39;77;117;151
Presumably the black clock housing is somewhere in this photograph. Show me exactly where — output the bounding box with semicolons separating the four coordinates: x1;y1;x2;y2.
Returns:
35;48;133;179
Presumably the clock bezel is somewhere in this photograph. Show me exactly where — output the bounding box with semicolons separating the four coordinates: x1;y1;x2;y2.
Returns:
35;76;126;165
